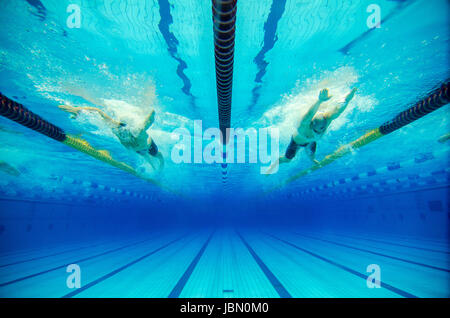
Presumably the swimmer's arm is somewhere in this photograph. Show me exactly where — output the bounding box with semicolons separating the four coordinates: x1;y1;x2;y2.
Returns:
58;105;81;115
83;107;122;127
0;160;21;176
142;109;156;130
327;87;357;120
325;104;347;121
58;105;122;127
135;109;156;138
299;89;332;127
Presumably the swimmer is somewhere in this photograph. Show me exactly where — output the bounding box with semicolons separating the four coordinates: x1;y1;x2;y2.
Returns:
0;160;21;176
266;87;357;174
58;105;164;171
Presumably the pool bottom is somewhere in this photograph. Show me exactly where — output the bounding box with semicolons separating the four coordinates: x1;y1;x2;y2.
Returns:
0;228;448;298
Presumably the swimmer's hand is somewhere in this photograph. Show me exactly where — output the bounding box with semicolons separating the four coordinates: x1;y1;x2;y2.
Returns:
318;89;332;102
345;88;358;103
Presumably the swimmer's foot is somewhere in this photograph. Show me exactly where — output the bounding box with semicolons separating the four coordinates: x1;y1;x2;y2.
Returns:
264;160;280;175
0;161;21;177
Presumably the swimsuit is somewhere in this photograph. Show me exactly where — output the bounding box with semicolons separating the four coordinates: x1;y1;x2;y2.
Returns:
136;139;159;157
285;137;316;160
147;138;159;157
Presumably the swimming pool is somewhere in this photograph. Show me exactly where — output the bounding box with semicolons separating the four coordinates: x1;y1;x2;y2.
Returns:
0;0;448;299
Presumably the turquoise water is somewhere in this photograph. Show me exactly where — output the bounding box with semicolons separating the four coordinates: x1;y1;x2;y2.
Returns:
0;0;449;298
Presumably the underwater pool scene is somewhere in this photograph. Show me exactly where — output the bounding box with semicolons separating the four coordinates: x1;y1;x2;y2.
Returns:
0;0;449;300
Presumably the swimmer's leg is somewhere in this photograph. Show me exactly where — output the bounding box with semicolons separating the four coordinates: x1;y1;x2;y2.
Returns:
143;154;157;170
155;152;164;171
438;132;450;143
265;159;280;175
0;161;21;176
138;152;164;172
279;156;291;164
265;155;291;175
265;138;300;175
306;142;320;165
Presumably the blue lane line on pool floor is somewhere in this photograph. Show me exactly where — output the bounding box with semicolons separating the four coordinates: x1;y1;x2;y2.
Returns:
266;232;417;298
331;232;450;255
0;235;160;287
168;231;215;298
0;241;109;268
237;231;292;298
294;232;450;273
63;235;188;298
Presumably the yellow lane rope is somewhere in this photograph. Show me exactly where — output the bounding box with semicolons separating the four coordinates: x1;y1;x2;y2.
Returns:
267;128;384;193
62;134;181;195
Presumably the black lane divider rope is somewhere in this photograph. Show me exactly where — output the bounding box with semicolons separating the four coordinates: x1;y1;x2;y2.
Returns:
318;232;450;255
378;81;449;135
293;232;450;273
63;234;189;298
168;231;215;298
0;240;113;269
265;232;418;298
0;235;161;287
0;92;66;141
213;0;237;144
236;231;292;298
